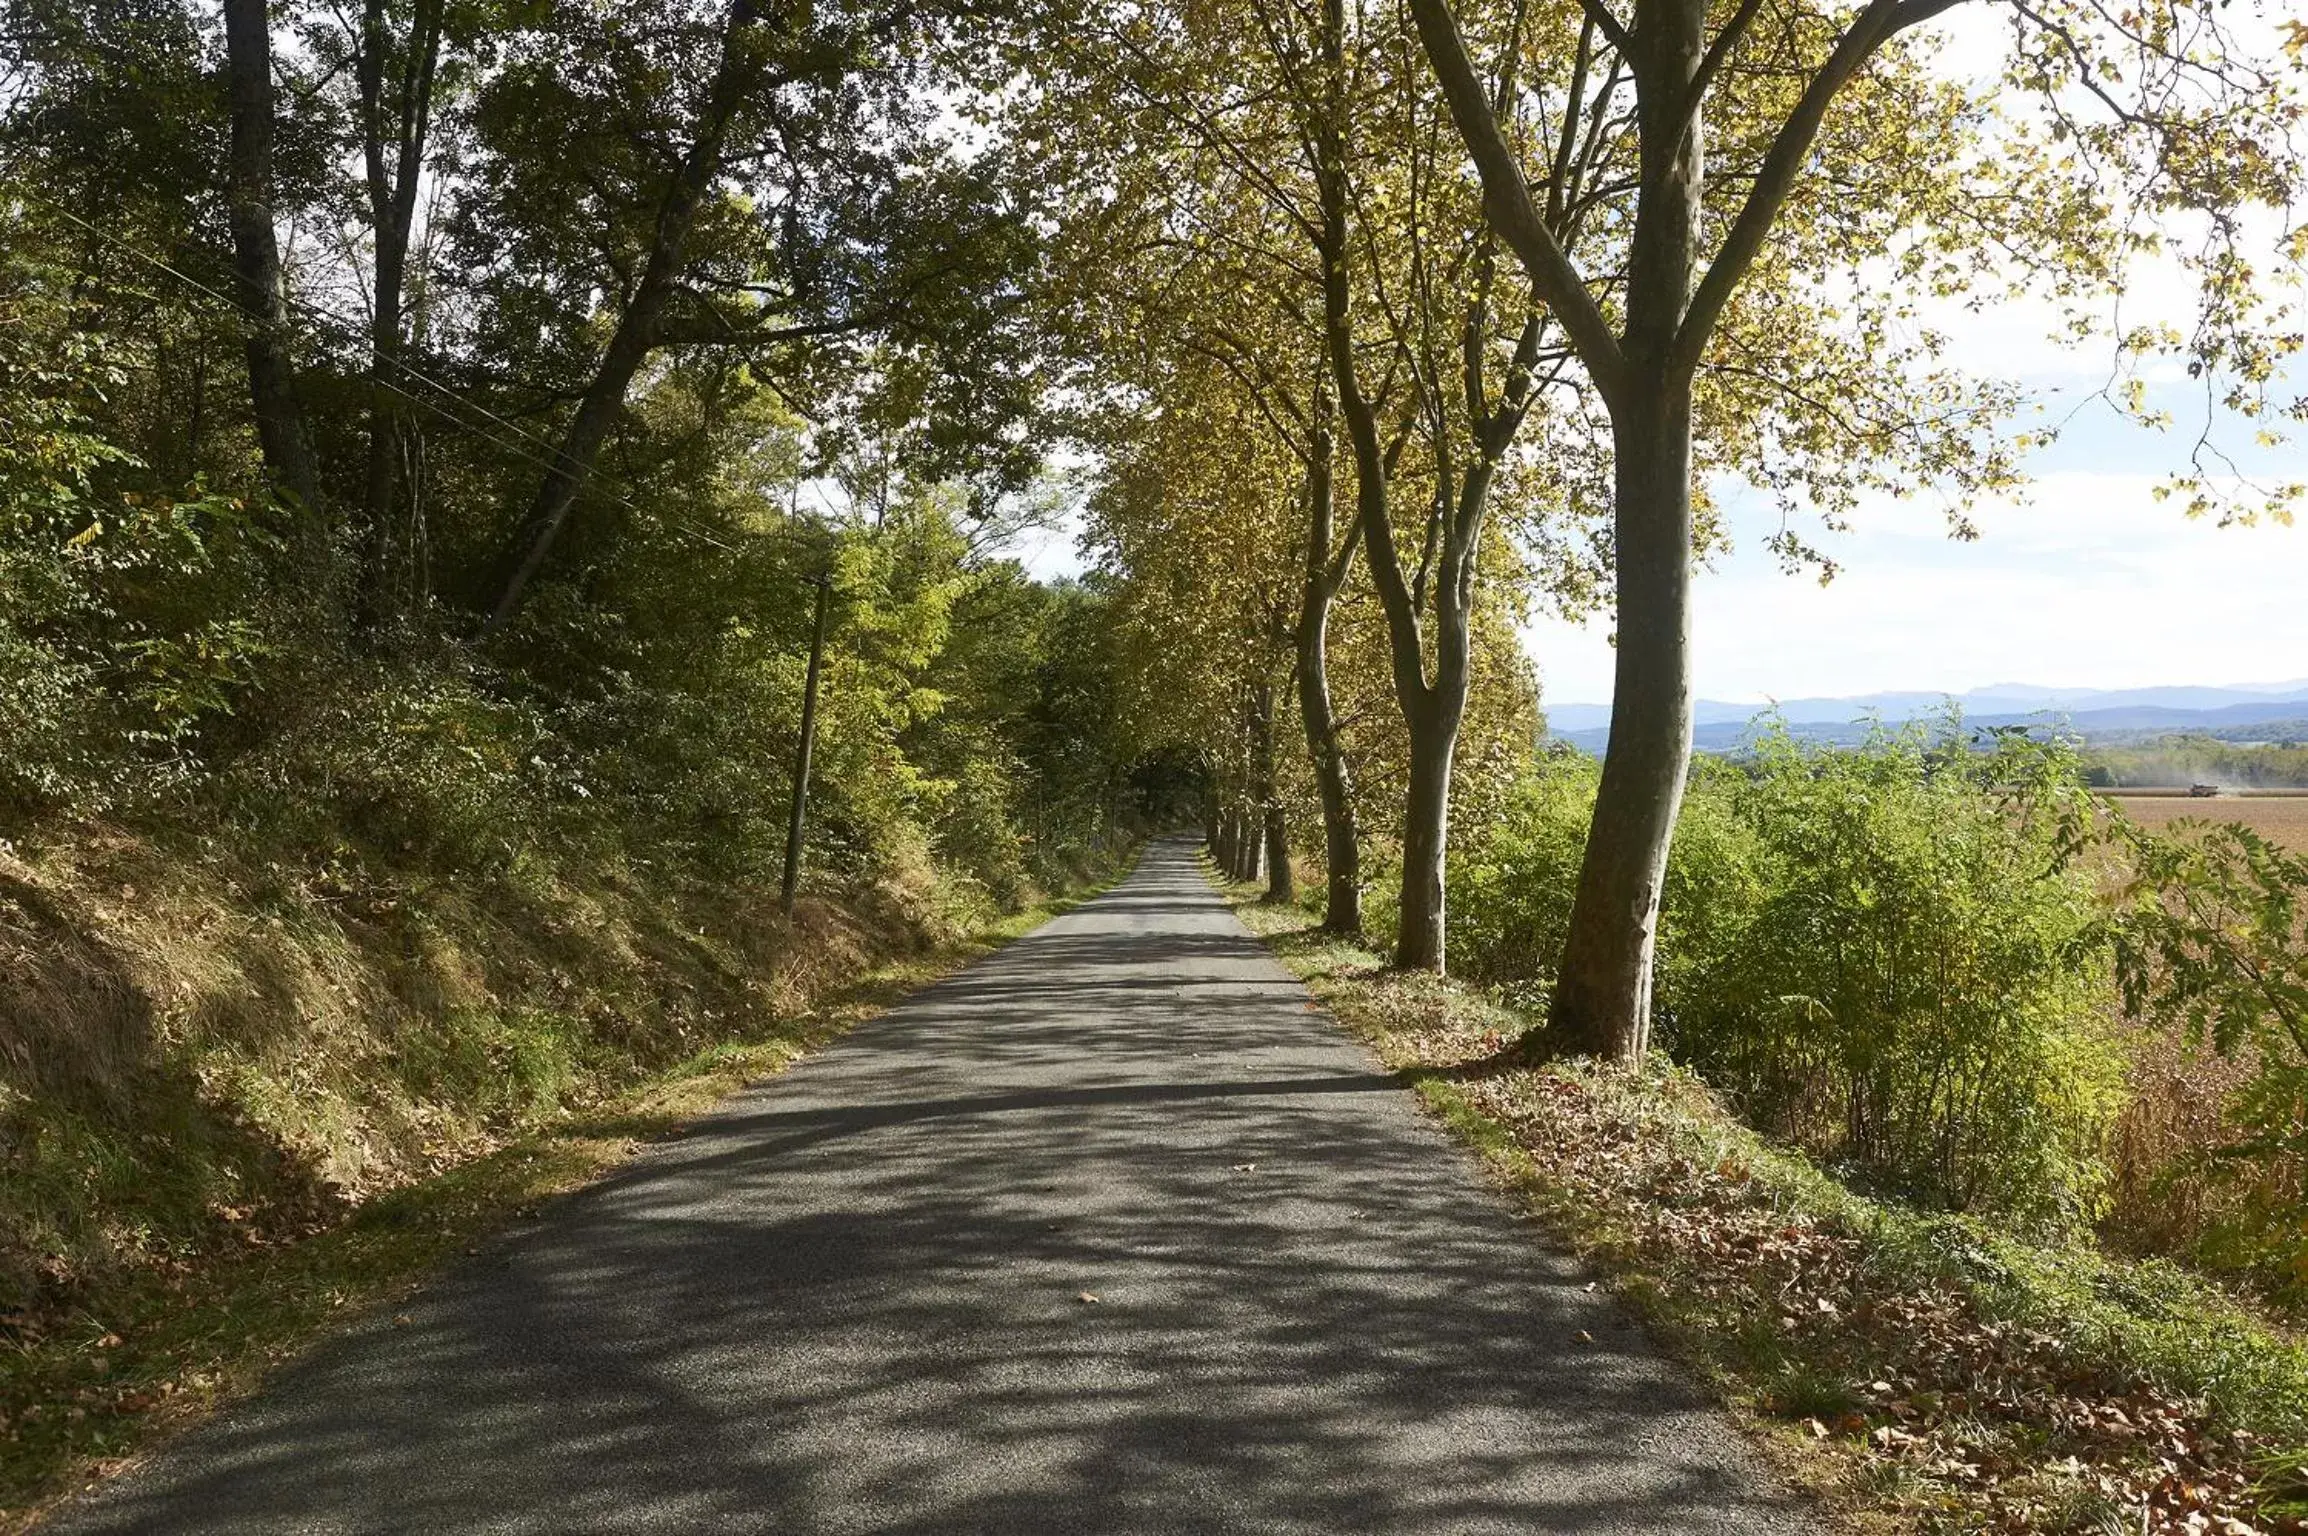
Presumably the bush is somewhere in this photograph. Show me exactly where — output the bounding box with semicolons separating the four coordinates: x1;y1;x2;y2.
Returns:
1450;720;2128;1228
2113;818;2308;1296
1446;746;1596;1005
1680;723;2124;1227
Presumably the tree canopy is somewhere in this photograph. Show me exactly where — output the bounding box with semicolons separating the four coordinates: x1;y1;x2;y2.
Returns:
2;0;2301;1026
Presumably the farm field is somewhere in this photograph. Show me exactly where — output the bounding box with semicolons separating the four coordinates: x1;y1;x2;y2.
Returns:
2109;793;2308;850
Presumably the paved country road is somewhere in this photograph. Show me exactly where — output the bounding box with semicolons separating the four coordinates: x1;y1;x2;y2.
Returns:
53;838;1814;1534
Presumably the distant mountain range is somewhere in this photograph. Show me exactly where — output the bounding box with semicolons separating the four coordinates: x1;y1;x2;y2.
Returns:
1544;681;2308;754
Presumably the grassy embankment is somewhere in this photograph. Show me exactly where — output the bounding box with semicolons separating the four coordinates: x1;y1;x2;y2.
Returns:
0;826;1132;1531
1222;877;2308;1536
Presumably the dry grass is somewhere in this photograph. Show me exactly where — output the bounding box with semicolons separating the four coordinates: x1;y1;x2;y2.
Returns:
2103;1029;2265;1259
0;825;881;1316
2096;798;2308;1293
0;819;1130;1528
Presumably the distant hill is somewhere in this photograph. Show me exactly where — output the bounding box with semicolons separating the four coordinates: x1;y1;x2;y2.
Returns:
1544;681;2308;755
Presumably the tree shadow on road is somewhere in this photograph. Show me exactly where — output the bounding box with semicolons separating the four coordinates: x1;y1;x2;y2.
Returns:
50;841;1811;1536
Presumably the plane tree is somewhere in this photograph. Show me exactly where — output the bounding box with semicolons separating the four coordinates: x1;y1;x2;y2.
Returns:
1021;12;1388;925
1079;351;1307;892
1027;0;1600;962
1403;0;2306;1055
1029;0;1982;970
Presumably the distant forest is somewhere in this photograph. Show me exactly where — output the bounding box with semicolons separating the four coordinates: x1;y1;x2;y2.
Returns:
2086;736;2308;789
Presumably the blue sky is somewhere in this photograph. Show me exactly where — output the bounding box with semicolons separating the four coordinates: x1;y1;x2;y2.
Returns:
1015;387;2308;708
1523;465;2308;706
1018;10;2308;709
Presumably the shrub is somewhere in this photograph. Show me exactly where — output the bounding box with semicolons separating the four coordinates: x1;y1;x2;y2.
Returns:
1446;746;1596;1005
0;273;314;818
1449;720;2128;1228
1678;723;2124;1227
1448;750;1767;1019
2113;818;2308;1296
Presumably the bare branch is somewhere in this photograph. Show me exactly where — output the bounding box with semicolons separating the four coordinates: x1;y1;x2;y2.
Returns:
1681;0;1766;138
1670;0;1959;378
1577;0;1633;56
1401;0;1627;403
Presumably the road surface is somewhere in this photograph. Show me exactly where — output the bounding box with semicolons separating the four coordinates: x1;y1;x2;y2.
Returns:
54;837;1811;1533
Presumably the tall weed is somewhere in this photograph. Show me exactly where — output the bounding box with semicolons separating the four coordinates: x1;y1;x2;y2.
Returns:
2112;819;2308;1296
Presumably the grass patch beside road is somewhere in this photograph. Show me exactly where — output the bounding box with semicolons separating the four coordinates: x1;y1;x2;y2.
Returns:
1;880;1110;1533
1226;886;2308;1536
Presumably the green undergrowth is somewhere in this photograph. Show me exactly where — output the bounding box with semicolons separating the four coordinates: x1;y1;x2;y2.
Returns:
1226;881;2308;1535
0;838;1129;1532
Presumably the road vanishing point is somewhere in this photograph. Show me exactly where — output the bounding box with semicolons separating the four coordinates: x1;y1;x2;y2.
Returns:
54;838;1812;1534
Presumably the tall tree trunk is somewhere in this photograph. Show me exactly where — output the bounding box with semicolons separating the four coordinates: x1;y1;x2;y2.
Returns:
1262;804;1293;904
1214;804;1237;875
1549;384;1693;1057
1296;393;1362;934
1315;87;1442;964
1395;703;1460;970
1405;0;1927;1058
1309;0;1496;972
1353;442;1486;972
1255;679;1293;904
1234;801;1264;883
1297;602;1358;931
221;0;322;518
483;0;768;636
1546;0;1706;1059
355;0;445;626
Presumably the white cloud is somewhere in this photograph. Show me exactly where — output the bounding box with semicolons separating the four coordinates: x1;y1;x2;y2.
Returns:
1526;472;2308;705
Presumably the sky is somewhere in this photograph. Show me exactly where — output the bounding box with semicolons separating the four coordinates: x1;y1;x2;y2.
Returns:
1017;359;2308;708
1521;462;2308;705
1014;9;2308;709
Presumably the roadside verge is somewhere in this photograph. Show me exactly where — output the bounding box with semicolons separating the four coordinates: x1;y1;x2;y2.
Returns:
1223;878;2308;1536
2;865;1129;1533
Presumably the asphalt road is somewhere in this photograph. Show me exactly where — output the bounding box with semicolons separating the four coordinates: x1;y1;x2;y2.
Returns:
53;837;1813;1534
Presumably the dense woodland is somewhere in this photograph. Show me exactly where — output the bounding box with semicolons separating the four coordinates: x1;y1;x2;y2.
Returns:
6;0;2308;1526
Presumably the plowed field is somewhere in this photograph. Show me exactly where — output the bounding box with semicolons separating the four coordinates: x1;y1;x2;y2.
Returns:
2112;794;2308;851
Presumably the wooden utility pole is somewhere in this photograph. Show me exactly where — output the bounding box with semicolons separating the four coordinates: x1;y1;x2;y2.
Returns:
780;575;833;916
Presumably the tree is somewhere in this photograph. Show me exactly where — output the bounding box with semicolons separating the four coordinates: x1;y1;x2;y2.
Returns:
468;0;1051;636
221;0;323;520
1036;0;1588;958
1025;19;1377;927
1302;0;1574;968
479;0;794;634
1405;0;2304;1055
1079;350;1306;892
344;0;447;620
